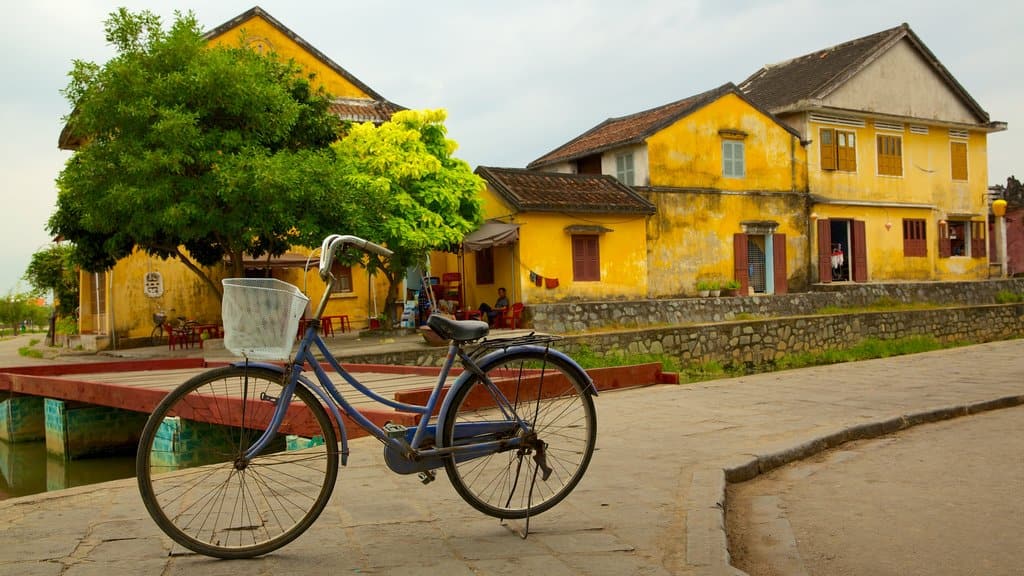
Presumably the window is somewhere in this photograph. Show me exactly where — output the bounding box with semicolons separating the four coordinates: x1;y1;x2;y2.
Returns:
820;128;856;171
475;247;494;285
722;140;744;178
571;235;600;281
902;219;927;257
951;141;968;181
877;134;903;176
330;262;353;293
615;153;635;185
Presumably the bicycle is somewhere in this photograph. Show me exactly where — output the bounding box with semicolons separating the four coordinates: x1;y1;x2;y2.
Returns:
136;234;598;559
150;311;168;346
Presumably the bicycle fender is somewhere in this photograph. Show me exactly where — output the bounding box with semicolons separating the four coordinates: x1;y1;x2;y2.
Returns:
435;345;597;446
229;361;350;465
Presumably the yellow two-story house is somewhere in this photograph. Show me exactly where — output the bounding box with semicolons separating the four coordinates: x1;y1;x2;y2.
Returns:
740;24;1007;283
60;7;406;348
527;83;809;296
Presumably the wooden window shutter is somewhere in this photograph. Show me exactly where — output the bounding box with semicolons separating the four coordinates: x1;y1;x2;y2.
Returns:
772;234;787;294
852;220;868;282
837;131;856;172
733;233;749;294
572;235;600;281
971;222;986;258
817;219;832;283
938;223;952;258
951;142;968;181
820;128;836;171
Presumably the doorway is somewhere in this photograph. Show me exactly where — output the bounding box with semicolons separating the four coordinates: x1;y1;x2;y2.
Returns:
829;220;851;281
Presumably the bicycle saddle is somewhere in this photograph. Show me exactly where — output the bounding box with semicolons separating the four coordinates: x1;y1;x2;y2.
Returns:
427;314;489;342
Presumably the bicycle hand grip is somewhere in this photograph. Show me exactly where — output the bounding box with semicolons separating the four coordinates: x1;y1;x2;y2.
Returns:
318;235;393;281
360;240;393;258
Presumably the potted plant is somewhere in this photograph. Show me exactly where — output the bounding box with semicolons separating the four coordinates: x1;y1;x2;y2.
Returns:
723;279;741;296
708;280;721;298
696;280;712;297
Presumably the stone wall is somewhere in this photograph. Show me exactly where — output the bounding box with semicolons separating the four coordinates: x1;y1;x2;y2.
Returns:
338;281;1024;372
526;279;1024;333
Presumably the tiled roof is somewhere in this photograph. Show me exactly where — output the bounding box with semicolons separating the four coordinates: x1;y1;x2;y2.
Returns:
739;24;990;123
528;84;736;170
475;167;656;215
329;98;407;124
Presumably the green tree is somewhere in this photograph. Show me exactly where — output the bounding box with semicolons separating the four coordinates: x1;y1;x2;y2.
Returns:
24;244;79;316
0;292;37;336
331;109;484;318
50;8;345;298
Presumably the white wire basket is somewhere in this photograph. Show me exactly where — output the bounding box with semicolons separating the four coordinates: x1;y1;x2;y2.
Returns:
222;278;309;360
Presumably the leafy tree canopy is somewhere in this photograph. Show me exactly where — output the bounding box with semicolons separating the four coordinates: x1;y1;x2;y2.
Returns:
24;244;79;316
330;109;484;310
51;8;344;297
50;9;484;307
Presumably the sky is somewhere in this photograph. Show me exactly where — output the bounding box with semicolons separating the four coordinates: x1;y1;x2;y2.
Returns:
1;0;1020;294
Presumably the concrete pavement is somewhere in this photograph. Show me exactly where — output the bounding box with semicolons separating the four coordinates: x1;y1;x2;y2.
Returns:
0;337;1022;575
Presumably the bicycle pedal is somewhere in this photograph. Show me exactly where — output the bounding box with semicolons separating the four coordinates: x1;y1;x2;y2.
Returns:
417;470;436;485
383;422;408;439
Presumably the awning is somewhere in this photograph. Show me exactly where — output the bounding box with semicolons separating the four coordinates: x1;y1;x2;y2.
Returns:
462;221;520;252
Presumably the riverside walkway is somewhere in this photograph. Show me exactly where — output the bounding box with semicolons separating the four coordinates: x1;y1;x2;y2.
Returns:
0;336;1021;574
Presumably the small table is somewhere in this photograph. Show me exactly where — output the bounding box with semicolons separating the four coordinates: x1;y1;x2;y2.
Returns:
321;315;351;337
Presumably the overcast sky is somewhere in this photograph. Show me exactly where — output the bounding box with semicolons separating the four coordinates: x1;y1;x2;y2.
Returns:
2;0;1020;294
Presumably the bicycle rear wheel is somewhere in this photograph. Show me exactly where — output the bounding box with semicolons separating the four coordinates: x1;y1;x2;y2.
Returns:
441;349;596;519
137;366;339;558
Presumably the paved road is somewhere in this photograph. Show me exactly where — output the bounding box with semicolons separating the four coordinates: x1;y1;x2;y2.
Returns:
728;404;1024;576
0;337;1022;574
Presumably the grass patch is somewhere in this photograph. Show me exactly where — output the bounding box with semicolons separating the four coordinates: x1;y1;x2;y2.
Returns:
571;345;679;373
18;346;44;358
995;290;1024;304
671;335;957;384
817;297;941;315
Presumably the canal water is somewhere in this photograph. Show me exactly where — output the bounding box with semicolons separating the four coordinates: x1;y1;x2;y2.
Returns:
0;440;136;501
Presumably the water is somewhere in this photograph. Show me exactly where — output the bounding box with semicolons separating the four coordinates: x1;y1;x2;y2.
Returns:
0;440;136;500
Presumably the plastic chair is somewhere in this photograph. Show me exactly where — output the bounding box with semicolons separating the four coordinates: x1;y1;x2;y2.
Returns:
494;303;524;329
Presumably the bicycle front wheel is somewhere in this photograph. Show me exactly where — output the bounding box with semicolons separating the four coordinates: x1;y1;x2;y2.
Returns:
150;325;164;346
441;349;596;519
137;366;339;558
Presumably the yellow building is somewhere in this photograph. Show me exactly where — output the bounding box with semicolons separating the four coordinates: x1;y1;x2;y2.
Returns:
464;168;655;309
528;83;809;296
62;7;405;348
740;24;1007;282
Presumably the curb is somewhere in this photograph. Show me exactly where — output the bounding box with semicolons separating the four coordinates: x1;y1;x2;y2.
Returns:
684;394;1024;575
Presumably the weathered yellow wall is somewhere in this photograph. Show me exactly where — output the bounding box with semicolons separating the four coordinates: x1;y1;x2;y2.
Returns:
206;15;371;99
86;248;390;344
646;191;809;295
647;93;808;193
643;92;810;295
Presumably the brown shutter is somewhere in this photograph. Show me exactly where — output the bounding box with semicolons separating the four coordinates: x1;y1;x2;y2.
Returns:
734;233;749;294
820;128;836;171
971;222;986;258
817;219;832;283
938;222;951;258
773;233;787;294
852;220;867;282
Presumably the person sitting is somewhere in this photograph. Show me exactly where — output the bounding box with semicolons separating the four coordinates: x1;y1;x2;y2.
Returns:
478;287;509;326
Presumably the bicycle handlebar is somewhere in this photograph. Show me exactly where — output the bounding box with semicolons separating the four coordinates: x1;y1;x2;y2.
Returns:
318;235;393;281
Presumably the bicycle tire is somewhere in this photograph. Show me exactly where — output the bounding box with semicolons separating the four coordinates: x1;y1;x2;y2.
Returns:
150;325;164;346
441;348;596;519
136;365;339;558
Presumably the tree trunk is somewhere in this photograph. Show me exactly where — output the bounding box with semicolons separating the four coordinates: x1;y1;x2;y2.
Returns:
174;247;224;300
